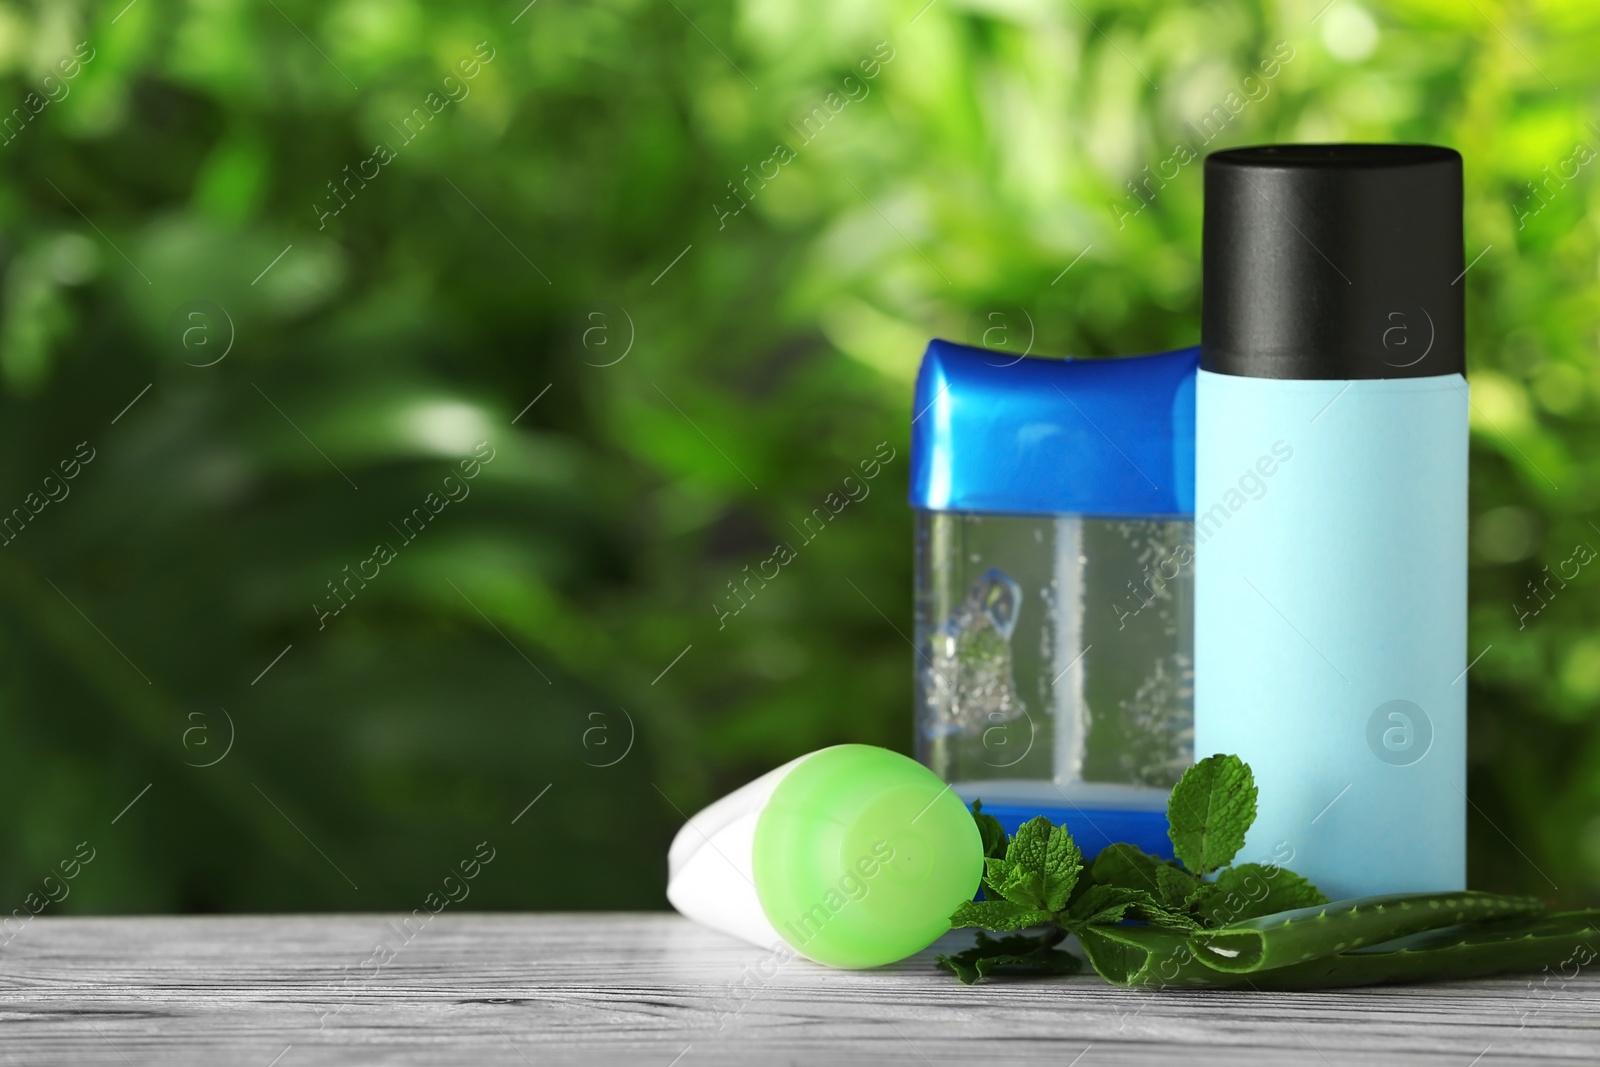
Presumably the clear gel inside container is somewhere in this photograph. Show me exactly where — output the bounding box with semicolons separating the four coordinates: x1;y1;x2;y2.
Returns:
914;510;1194;813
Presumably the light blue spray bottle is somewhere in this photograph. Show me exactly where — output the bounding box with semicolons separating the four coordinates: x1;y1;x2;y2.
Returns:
1194;145;1467;898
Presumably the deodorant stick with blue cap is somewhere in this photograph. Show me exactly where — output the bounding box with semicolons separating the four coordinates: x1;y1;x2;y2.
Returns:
1194;144;1467;899
666;744;983;968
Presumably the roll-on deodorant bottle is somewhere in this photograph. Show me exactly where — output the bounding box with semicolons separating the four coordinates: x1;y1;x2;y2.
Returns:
1194;145;1467;899
666;745;982;968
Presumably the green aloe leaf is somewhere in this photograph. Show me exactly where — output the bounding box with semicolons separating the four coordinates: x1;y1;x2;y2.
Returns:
1193;891;1547;973
1077;924;1241;988
1244;909;1600;990
1079;909;1600;991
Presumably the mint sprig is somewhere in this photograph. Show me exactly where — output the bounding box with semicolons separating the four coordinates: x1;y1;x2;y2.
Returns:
1167;753;1257;876
936;930;1083;984
939;754;1281;982
938;753;1588;989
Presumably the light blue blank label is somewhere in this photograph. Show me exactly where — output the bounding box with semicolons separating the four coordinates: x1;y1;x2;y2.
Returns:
1194;370;1467;899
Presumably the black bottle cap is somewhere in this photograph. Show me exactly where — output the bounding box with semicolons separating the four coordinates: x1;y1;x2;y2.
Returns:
1202;144;1465;380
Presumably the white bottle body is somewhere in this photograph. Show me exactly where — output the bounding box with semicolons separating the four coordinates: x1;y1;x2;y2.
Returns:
665;754;810;954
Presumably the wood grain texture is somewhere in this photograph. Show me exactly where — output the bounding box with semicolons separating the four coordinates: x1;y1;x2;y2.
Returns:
0;913;1594;1065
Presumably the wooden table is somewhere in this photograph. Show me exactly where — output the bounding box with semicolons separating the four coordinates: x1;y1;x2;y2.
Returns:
2;913;1595;1064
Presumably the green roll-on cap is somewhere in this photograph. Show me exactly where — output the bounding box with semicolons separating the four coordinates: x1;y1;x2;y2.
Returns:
751;745;983;968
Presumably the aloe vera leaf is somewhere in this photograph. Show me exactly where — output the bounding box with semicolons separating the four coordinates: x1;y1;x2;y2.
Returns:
1193;891;1547;973
1244;909;1600;990
1352;908;1599;953
1078;925;1252;988
1079;910;1599;991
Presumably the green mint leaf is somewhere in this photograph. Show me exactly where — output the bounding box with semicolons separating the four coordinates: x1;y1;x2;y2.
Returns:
936;947;985;985
949;898;1054;932
1067;884;1150;926
1090;843;1196;910
1133;901;1204;932
1156;865;1200;910
1066;884;1201;931
1005;816;1051;869
1184;880;1219;914
984;857;1046;910
970;800;1008;862
936;931;1082;985
1195;863;1329;927
1090;843;1165;894
1005;816;1082;912
1167;753;1258;875
1041;824;1084;911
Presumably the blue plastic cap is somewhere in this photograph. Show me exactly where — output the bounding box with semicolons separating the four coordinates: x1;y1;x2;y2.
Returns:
908;339;1198;517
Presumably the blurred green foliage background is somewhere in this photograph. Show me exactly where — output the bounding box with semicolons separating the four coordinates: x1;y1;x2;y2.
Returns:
0;0;1595;914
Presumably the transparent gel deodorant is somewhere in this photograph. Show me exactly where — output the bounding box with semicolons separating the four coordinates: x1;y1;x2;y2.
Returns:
666;745;982;968
909;340;1199;855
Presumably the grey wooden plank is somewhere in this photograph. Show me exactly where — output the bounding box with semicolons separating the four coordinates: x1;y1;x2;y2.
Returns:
0;913;1592;1065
